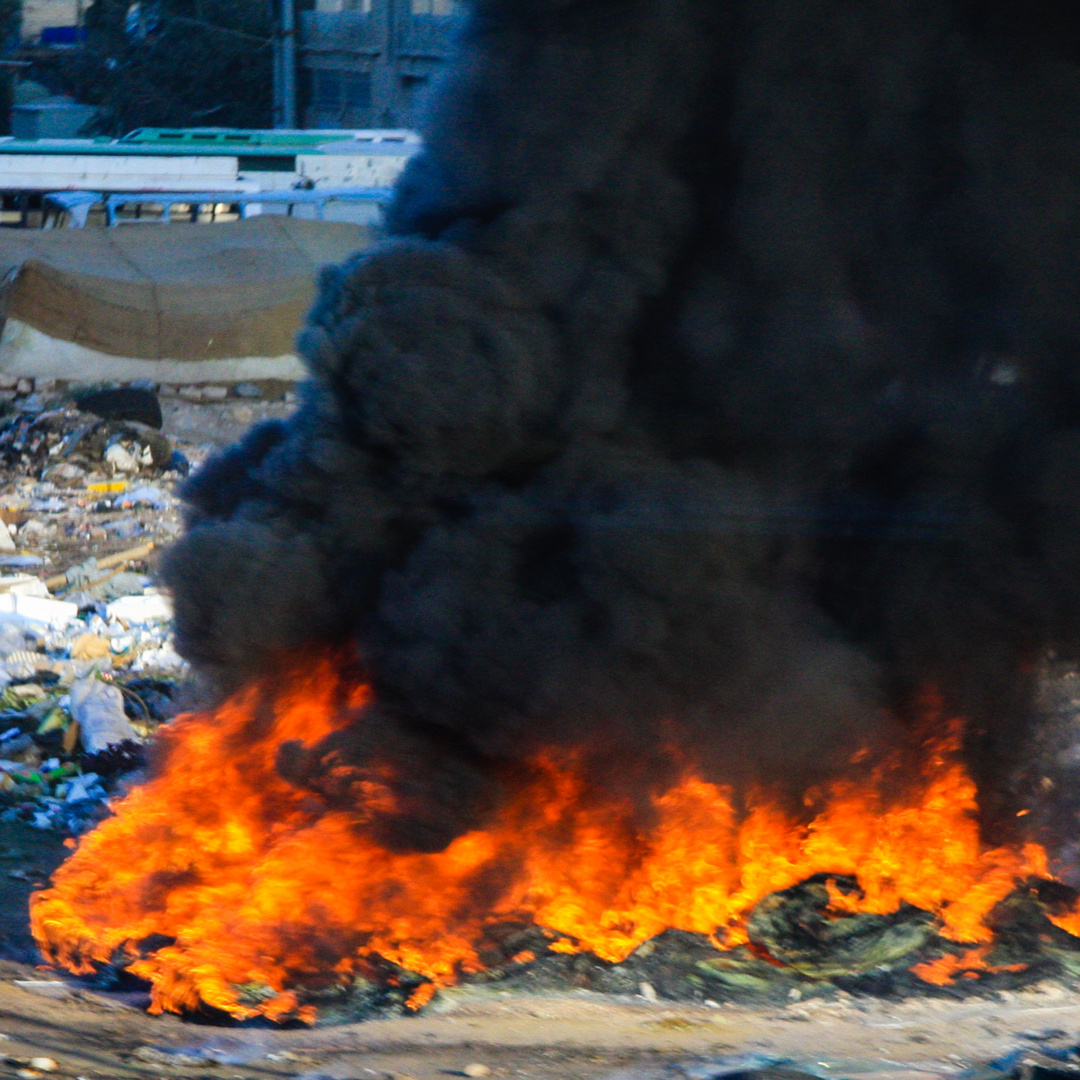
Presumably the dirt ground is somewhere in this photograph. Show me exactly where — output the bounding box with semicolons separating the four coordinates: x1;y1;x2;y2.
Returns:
157;391;296;450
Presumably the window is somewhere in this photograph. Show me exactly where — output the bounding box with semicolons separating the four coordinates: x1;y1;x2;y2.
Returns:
400;73;429;107
312;69;340;112
312;69;373;115
342;71;373;110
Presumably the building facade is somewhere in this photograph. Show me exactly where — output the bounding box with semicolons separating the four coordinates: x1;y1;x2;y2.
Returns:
298;0;459;130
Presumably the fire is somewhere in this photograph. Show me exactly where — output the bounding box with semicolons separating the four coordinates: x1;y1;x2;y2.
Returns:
908;946;1028;986
28;655;1073;1020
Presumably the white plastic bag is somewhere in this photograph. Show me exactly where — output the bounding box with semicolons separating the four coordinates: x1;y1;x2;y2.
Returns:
69;678;137;753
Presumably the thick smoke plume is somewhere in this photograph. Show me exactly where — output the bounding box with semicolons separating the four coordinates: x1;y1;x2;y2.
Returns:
164;0;1080;851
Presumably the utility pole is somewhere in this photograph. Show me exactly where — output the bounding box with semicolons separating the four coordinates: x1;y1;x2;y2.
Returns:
281;0;298;128
271;0;282;126
273;0;298;129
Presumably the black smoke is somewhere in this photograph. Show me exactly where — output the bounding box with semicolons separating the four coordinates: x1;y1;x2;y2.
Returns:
163;0;1080;851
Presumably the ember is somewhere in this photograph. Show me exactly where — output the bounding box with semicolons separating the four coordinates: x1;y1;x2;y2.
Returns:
28;654;1080;1021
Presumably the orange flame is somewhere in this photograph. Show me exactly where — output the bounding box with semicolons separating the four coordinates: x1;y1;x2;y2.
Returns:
908;946;1029;986
28;655;1072;1020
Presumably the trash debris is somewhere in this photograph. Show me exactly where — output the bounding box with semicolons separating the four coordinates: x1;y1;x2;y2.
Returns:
0;556;41;569
45;542;156;592
106;592;172;626
69;634;110;661
104;443;139;473
129;642;185;674
68;679;137;754
64;772;102;804
28;498;64;514
0;575;49;597
17;520;51;545
75;386;163;430
0;594;78;631
0;379;295;837
117;486;168;510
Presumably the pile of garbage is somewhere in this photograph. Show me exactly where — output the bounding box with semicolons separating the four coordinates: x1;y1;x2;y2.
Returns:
0;381;202;836
0;383;190;568
0;556;182;835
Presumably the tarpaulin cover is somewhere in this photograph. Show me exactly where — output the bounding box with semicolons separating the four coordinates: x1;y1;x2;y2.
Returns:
0;217;369;360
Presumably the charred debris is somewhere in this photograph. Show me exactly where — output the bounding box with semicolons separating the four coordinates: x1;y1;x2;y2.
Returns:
220;877;1080;1023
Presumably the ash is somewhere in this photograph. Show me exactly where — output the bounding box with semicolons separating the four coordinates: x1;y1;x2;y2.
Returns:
164;1;1080;852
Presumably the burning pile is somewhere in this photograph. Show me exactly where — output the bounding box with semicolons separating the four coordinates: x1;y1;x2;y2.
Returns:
29;654;1080;1020
29;0;1080;1021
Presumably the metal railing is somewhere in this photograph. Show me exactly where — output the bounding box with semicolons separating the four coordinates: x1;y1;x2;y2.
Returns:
42;187;394;227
